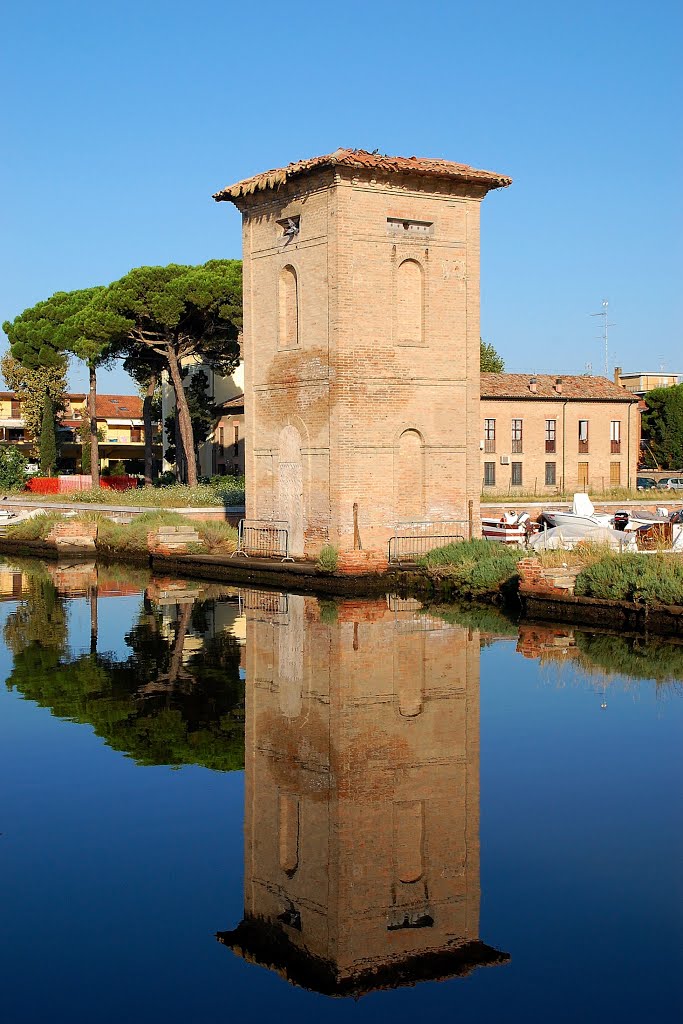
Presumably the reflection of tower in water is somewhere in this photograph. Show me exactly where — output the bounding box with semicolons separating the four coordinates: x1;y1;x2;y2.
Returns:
218;593;509;996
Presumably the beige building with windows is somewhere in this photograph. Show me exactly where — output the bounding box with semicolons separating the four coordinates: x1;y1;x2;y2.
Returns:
614;368;681;397
160;360;244;478
0;391;158;471
480;374;640;492
214;148;511;564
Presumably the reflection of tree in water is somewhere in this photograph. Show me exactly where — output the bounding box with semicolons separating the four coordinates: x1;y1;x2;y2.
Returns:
574;632;683;690
4;570;68;659
4;576;245;771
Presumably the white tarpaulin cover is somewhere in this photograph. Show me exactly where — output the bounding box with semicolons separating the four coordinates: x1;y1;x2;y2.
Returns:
529;522;638;552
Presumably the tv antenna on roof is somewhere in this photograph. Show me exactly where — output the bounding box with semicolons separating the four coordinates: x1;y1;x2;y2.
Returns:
590;299;615;376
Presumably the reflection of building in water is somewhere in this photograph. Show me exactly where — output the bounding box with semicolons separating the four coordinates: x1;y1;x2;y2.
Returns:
219;593;508;996
146;580;246;664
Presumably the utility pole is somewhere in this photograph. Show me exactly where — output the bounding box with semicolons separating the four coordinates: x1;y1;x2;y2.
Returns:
590;299;616;376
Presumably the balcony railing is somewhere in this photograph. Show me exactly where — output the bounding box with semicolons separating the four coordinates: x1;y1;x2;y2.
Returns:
484;439;496;453
511;439;523;454
611;440;621;454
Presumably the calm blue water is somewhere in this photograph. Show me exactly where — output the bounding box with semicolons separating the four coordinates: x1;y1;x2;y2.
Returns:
0;563;680;1023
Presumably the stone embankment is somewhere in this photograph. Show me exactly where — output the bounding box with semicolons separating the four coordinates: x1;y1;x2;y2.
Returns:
517;556;683;638
1;532;682;636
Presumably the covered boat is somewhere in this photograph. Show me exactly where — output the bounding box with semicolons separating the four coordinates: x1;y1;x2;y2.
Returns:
529;522;637;552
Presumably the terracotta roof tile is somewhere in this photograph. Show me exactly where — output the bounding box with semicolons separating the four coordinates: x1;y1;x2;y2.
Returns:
480;373;639;402
213;148;512;201
93;394;143;418
218;392;244;412
0;391;143;417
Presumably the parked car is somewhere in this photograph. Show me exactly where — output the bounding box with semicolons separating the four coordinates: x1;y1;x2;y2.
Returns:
636;476;658;490
662;477;683;491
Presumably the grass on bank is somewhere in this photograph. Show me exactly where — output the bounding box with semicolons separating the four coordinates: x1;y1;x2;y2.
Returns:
417;539;524;595
575;552;683;605
5;477;245;508
418;538;683;606
4;510;238;556
480;486;675;504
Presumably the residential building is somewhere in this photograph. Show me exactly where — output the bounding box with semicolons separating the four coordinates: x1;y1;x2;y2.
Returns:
614;368;681;397
0;392;160;472
160;360;244;478
480;374;640;492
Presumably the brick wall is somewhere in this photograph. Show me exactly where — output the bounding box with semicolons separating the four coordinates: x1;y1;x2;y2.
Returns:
237;165;499;564
518;556;582;595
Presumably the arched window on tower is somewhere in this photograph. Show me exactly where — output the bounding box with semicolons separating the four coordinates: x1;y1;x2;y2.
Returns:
279;265;299;348
396;258;424;345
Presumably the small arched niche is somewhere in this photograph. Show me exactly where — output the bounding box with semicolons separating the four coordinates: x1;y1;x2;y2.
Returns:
396;258;424;345
278;265;299;348
278;793;300;876
395;428;425;522
395;800;424;884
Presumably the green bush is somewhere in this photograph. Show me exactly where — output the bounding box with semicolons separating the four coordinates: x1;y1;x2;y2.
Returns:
317;544;339;573
418;538;523;595
575;553;683;605
0;445;28;490
5;511;63;541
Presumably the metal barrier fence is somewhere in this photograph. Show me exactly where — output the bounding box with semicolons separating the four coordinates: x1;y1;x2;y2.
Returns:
238;589;289;623
388;520;469;565
232;519;293;561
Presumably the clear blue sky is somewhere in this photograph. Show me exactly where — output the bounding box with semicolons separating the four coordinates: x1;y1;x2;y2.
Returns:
2;0;681;394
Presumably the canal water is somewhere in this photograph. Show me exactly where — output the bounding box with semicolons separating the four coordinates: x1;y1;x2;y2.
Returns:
0;559;680;1023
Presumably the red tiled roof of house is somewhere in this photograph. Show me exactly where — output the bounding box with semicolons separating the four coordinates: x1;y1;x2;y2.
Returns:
213;148;512;201
480;373;639;402
0;391;143;417
218;392;244;412
92;394;143;418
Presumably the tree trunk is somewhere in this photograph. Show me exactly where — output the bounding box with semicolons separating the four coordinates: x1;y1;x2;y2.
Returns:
168;601;192;684
174;409;186;483
89;363;100;488
143;372;157;487
89;573;98;655
167;350;197;486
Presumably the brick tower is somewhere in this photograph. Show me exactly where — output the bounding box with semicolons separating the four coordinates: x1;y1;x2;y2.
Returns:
214;150;511;564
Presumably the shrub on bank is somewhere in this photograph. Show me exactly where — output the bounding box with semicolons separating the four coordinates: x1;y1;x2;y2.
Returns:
10;476;246;508
316;545;339;573
575;553;683;605
4;511;63;541
5;510;238;556
418;539;523;595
